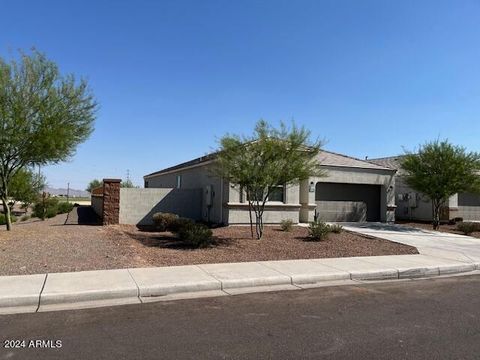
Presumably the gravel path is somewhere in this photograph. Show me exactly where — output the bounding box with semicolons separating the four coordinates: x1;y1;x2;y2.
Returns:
0;211;417;276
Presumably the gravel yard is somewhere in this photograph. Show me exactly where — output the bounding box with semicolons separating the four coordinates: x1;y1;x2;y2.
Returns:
0;209;417;276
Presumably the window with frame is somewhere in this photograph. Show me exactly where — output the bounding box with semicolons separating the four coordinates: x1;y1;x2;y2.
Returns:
245;185;285;203
268;185;285;202
176;175;182;189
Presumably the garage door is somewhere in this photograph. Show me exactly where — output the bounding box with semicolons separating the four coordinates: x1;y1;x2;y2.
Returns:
457;193;480;221
315;182;381;222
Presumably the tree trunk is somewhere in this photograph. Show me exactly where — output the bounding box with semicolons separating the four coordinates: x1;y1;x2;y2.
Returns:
248;201;254;239
432;200;440;230
1;196;12;231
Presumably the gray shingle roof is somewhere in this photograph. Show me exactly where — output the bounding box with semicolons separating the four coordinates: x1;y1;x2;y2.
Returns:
145;149;394;178
317;150;394;171
368;155;407;174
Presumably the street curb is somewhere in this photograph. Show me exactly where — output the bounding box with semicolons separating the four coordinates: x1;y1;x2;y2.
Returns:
1;257;479;315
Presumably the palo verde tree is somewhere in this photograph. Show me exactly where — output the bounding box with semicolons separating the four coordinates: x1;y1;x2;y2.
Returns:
9;167;46;211
215;120;324;239
401;140;480;230
120;179;138;188
86;179;102;193
0;50;97;230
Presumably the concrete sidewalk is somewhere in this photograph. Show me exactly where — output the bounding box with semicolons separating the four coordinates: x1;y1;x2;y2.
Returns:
1;249;479;315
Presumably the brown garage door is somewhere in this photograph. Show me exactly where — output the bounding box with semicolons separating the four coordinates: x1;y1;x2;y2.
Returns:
315;182;381;222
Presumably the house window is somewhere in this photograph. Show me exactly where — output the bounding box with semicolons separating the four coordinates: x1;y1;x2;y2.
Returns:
246;188;265;202
176;175;182;189
245;185;285;203
268;185;285;202
145;181;149;188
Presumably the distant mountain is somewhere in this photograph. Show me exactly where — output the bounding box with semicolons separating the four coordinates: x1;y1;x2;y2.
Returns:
45;186;90;198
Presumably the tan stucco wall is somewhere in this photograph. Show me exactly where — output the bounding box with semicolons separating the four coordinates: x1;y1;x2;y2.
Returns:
394;177;461;221
145;163;226;224
225;204;301;224
226;183;301;224
119;188;202;225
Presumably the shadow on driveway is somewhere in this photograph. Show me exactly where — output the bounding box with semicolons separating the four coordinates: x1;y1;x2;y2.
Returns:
64;205;101;226
340;222;435;234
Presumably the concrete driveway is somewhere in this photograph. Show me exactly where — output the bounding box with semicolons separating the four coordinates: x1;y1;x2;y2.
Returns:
342;222;480;263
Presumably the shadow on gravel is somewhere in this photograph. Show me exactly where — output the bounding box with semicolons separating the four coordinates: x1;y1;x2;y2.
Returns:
125;229;230;250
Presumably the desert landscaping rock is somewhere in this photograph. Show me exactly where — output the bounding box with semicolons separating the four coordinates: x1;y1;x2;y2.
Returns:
0;214;417;276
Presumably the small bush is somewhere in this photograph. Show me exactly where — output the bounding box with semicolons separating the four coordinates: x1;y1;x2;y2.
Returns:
20;215;30;222
57;202;74;214
456;222;480;235
329;224;343;234
46;207;58;218
280;219;294;232
307;221;331;241
152;212;179;232
176;223;213;248
0;214;17;225
169;217;195;233
33;197;59;220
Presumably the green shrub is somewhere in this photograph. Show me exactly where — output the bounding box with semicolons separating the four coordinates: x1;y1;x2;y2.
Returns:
176;223;213;248
33;197;59;220
20;215;30;222
329;224;343;234
0;214;17;225
46;207;58;218
152;212;179;232
307;221;331;241
280;219;294;232
456;222;480;235
57;201;74;214
169;217;195;233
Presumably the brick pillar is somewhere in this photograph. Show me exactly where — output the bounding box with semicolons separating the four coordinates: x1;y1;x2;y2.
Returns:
102;179;121;225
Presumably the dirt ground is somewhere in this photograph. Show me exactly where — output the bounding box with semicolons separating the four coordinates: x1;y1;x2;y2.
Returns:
0;211;417;276
396;221;480;239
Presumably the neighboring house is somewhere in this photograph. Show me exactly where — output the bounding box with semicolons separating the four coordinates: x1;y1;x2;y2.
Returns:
143;150;397;225
369;155;480;222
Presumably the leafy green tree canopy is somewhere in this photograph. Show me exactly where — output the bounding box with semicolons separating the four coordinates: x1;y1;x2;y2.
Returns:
86;179;102;193
120;179;138;188
215;120;324;239
0;50;97;230
401;140;480;229
9;167;46;210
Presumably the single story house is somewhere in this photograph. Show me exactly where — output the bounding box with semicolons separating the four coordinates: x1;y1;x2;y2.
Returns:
369;155;480;222
143;150;397;225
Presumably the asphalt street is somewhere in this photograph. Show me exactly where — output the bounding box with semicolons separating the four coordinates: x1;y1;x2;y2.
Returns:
1;275;480;359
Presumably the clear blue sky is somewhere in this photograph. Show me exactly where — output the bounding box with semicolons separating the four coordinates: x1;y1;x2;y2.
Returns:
2;0;479;190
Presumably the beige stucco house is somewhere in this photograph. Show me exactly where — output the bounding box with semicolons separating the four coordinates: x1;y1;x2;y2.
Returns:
370;155;480;222
144;150;397;225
